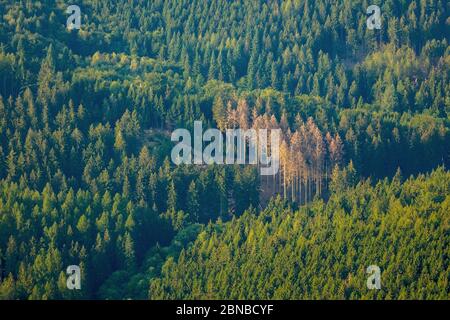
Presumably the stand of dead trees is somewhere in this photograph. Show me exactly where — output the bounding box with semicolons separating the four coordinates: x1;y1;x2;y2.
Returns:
219;97;344;205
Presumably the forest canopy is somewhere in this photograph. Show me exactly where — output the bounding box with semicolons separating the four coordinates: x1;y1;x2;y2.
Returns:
0;0;448;300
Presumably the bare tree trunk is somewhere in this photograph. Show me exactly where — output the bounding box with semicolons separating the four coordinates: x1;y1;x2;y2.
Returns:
291;175;295;202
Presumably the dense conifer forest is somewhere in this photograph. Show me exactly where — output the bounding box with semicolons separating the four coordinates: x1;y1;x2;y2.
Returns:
0;0;448;299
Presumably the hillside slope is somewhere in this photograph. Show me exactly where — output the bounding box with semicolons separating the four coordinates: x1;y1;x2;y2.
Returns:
149;168;450;299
